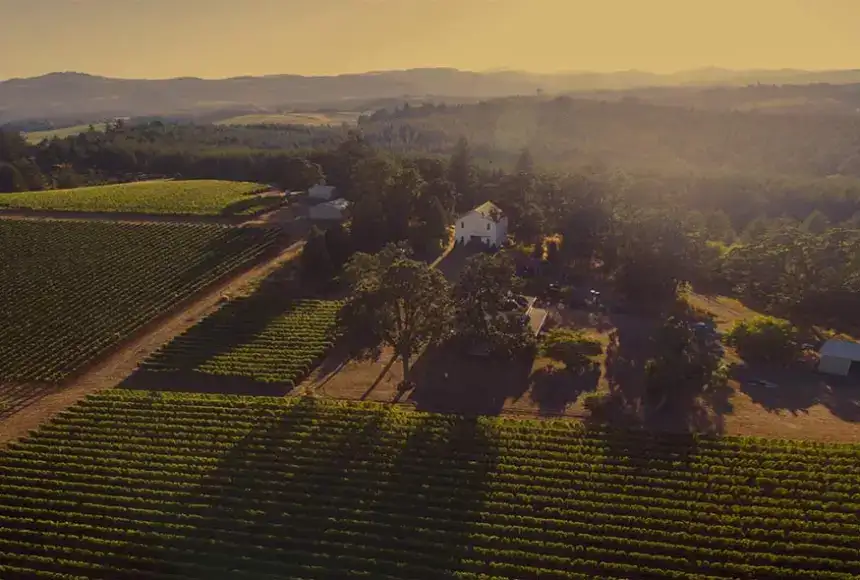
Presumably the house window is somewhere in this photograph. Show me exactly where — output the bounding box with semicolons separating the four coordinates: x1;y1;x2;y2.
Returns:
486;223;491;231
460;221;464;228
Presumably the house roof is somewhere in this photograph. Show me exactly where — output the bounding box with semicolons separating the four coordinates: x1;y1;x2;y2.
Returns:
819;339;860;361
470;201;504;220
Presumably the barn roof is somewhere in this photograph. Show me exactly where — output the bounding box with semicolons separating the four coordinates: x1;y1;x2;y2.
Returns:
819;339;860;361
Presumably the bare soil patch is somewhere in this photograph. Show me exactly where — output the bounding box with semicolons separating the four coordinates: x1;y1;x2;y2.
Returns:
308;294;860;441
297;346;405;403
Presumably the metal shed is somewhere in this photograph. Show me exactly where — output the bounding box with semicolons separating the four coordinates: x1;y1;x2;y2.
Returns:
818;339;860;376
308;198;351;221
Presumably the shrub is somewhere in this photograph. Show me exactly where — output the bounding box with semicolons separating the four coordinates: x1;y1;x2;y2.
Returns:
724;315;800;363
540;328;602;373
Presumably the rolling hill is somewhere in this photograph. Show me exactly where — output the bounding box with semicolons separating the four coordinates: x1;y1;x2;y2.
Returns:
4;67;860;125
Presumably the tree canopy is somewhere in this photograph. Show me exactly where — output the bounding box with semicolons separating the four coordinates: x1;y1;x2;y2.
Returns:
340;244;453;384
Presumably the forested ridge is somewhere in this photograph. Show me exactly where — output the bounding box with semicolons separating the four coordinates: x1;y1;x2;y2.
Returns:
360;96;860;176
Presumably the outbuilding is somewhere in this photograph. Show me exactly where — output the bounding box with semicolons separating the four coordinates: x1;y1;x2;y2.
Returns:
817;339;860;376
308;197;351;221
308;183;336;201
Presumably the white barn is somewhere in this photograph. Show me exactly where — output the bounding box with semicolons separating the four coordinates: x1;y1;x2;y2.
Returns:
818;339;860;376
309;198;350;221
457;201;508;248
308;184;336;201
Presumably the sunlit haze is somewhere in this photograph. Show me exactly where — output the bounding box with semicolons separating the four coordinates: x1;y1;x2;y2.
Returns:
2;0;860;79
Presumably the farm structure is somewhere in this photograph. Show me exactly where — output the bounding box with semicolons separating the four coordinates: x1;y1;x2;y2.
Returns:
456;201;508;247
818;338;860;376
308;183;337;201
309;197;351;221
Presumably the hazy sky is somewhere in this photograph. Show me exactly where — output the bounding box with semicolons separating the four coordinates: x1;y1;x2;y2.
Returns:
3;0;860;79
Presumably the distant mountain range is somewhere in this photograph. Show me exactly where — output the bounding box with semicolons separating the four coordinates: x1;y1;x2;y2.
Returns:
3;67;860;125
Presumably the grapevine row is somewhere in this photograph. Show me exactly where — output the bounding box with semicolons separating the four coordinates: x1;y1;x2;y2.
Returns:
0;391;857;579
0;220;278;384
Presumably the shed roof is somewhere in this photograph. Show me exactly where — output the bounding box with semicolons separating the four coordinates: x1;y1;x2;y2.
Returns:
819;339;860;361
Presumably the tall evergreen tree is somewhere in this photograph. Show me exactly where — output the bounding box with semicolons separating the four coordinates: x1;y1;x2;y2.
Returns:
448;137;476;211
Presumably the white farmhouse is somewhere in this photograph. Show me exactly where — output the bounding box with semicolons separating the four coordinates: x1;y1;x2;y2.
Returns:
456;201;508;248
308;183;336;201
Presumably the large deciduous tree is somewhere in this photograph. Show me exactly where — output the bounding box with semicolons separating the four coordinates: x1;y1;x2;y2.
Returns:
645;317;727;406
340;244;452;384
453;253;533;356
448;137;477;211
0;162;26;193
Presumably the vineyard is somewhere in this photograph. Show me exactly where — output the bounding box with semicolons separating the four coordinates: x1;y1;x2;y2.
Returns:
0;220;279;385
0;180;274;215
132;298;341;392
1;390;858;579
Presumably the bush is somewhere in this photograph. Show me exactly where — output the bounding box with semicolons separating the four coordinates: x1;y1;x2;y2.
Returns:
724;315;800;363
540;328;602;373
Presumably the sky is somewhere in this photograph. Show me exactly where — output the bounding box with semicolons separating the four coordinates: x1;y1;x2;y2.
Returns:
2;0;860;80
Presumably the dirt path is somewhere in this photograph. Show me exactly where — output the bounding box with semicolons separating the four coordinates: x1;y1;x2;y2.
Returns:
0;240;304;447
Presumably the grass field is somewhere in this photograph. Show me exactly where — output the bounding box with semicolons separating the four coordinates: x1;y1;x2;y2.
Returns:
0;180;274;216
0;220;278;385
215;111;361;126
131;298;341;393
1;389;858;579
23;123;106;144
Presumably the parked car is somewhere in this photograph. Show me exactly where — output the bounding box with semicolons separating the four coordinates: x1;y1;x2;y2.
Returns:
747;379;779;389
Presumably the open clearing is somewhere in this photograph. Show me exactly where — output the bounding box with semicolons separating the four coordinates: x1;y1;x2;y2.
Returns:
215;111;361;126
23;123;106;144
1;389;858;579
307;276;859;440
0;180;278;216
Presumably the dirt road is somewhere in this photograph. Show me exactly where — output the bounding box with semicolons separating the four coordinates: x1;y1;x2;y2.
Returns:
0;240;304;446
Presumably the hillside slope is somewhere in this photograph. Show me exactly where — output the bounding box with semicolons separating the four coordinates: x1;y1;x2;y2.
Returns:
4;67;860;124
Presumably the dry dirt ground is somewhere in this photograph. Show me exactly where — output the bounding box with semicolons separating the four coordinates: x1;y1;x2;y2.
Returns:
300;286;860;442
686;293;860;442
0;240;304;447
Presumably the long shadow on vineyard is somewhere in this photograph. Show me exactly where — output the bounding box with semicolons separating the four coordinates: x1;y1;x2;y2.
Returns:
597;427;704;522
408;343;533;415
122;258;319;395
602;311;733;435
171;226;281;294
132;398;499;578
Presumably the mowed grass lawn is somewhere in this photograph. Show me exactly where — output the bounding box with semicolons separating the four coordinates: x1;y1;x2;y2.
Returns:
0;180;274;216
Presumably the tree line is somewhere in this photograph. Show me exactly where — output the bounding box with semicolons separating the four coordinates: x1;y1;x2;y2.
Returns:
5;119;860;332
